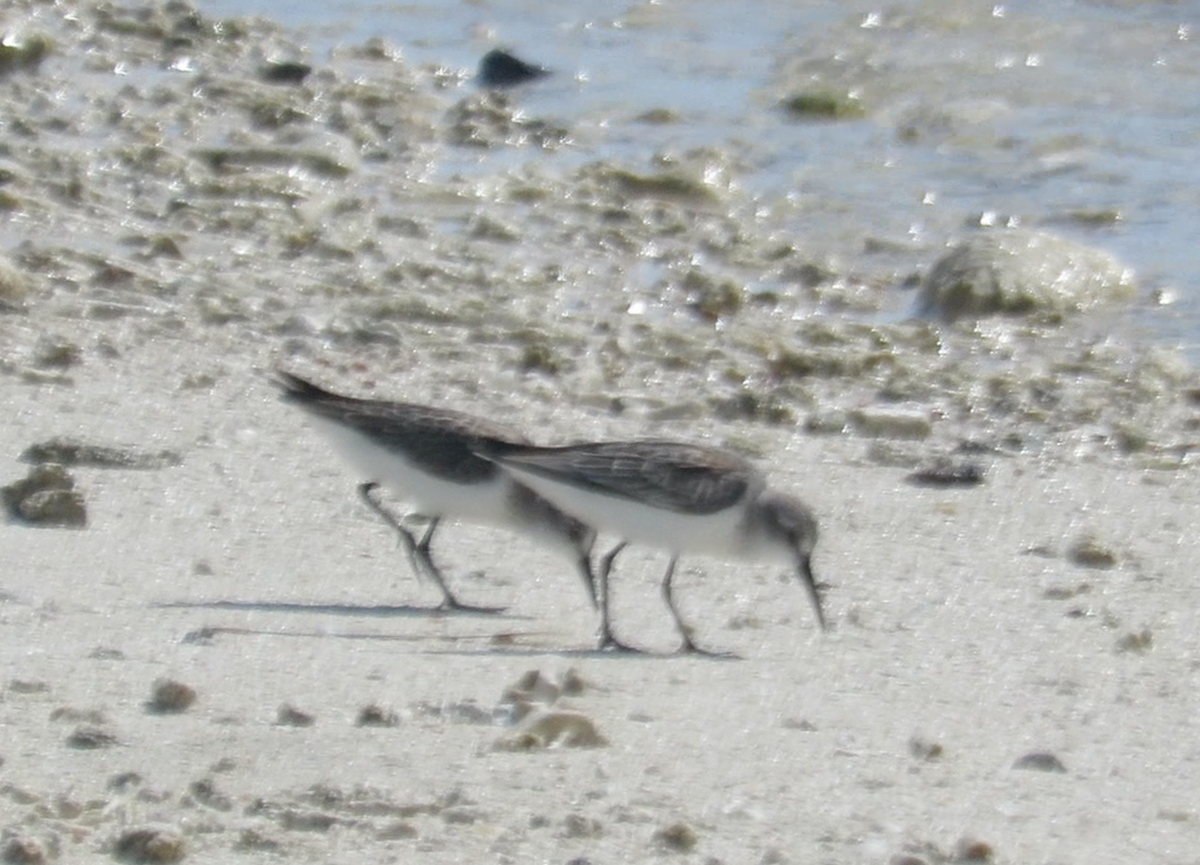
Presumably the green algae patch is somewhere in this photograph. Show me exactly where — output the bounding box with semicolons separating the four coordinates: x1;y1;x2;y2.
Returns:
0;32;53;75
781;90;866;120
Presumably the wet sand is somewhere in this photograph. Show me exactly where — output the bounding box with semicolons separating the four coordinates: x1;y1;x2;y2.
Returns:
3;1;1200;862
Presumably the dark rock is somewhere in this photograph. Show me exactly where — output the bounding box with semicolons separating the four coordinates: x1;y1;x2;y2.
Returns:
478;48;550;88
1012;751;1067;773
906;457;984;487
259;60;312;84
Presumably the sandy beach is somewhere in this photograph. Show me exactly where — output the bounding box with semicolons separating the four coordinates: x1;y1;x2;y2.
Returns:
4;347;1199;863
3;1;1200;862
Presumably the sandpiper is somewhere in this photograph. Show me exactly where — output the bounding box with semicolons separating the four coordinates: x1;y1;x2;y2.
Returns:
275;371;598;615
476;439;825;654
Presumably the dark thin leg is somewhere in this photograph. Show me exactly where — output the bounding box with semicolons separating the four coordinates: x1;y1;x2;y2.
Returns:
575;553;599;612
414;516;441;577
357;482;502;613
595;542;643;653
359;482;425;577
661;557;732;657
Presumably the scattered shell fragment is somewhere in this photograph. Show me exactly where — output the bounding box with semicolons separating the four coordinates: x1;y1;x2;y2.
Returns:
14;488;87;526
66;725;119;749
1041;583;1090;601
494;710;607;751
409;698;492;725
2;464;86;528
20;437;183;470
850;408;933;440
1068;533;1118;569
497;668;577;723
1115;628;1152;654
50;706;107;724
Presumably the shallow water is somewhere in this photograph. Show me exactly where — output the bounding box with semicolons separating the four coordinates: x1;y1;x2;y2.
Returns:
192;0;1200;358
1;0;1193;467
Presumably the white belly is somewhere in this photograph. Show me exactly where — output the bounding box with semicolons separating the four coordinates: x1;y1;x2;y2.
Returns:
505;466;752;558
304;414;512;524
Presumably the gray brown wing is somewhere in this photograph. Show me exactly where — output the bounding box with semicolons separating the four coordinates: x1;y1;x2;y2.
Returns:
275;371;527;483
495;440;763;515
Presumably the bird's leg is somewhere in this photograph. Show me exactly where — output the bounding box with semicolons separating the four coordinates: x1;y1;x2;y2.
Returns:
572;530;600;612
410;516;456;607
357;483;501;613
661;557;733;657
359;482;424;575
660;556;695;651
596;542;642;653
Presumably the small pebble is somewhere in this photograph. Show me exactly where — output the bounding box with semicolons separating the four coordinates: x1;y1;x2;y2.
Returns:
906;457;984;487
653;821;699;852
146;679;196;714
108;772;143;791
113;826;185;863
1012;751;1067;773
562;813;603;838
954;836;994;862
276;703;315;727
355;704;399;727
375;821;418;840
188;778;232;811
908;736;944;761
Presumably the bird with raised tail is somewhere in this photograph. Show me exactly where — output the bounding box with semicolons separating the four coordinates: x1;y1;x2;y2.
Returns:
274;371;598;617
